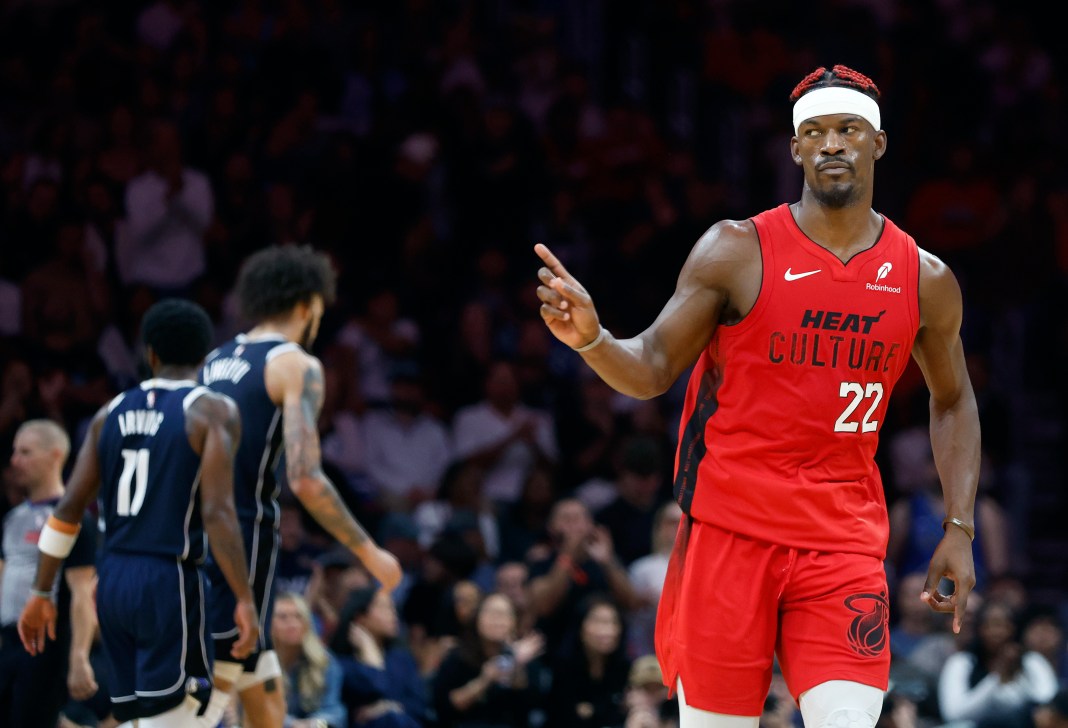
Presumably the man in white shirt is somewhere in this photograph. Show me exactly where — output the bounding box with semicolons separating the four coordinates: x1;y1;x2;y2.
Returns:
451;359;557;505
363;369;452;510
118;119;213;293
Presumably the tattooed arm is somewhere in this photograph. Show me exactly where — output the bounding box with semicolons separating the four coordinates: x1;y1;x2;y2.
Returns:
267;350;402;591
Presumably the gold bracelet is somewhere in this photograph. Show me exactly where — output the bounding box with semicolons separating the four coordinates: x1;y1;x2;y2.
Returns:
942;517;975;542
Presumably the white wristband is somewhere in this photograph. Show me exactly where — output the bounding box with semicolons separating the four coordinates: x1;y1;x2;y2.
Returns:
572;326;606;353
38;520;78;558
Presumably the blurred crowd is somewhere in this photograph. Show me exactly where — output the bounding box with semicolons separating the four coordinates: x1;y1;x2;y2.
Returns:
1;1;1068;727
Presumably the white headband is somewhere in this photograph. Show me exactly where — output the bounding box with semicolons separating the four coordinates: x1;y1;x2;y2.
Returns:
792;86;881;135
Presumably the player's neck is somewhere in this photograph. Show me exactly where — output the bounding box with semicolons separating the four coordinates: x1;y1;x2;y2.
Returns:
790;197;882;260
247;318;301;344
152;364;199;382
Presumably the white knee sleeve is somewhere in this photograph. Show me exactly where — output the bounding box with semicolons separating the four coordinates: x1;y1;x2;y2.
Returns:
235;650;282;692
138;695;206;728
196;684;234;727
799;680;884;728
677;679;761;728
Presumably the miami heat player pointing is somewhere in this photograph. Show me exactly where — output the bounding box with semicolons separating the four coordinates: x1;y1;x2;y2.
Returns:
535;65;980;728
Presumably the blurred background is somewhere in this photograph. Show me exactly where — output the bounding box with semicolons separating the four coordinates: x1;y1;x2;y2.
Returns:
1;1;1066;727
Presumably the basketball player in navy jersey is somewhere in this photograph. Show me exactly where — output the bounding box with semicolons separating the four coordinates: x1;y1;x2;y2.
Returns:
18;298;259;727
199;244;402;727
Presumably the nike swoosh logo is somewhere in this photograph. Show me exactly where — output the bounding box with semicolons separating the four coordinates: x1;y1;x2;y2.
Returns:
784;268;821;281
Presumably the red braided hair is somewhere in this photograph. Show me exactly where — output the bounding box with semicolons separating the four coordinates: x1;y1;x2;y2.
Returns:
789;64;880;102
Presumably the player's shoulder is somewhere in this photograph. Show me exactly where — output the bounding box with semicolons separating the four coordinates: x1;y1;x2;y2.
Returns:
264;341;319;374
185;386;239;422
689;218;760;265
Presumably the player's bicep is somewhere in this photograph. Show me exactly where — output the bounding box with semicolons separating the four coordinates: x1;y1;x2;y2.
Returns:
277;355;325;481
912;252;969;408
54;410;106;524
198;400;239;508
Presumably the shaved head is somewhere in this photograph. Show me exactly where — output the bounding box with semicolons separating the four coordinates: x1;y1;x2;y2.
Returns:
16;419;70;461
10;419;70;496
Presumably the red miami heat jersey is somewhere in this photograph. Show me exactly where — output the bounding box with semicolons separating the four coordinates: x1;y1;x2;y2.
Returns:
673;203;920;558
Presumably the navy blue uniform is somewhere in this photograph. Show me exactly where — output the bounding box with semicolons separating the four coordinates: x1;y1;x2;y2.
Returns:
95;378;215;721
201;334;301;665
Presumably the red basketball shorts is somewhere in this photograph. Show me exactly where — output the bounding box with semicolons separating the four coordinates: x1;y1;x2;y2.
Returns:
655;518;890;716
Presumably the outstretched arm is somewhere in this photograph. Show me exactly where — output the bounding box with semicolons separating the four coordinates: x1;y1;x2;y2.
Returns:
534;223;746;399
268;351;402;591
911;250;981;633
19;407;106;655
191;392;259;659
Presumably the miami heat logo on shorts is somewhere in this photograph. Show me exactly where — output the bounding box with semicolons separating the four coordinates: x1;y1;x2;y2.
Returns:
844;591;889;657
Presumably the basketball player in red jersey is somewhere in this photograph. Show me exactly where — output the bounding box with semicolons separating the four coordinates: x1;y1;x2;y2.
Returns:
535;65;980;728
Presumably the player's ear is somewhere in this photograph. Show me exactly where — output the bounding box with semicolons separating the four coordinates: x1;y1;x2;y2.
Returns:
872;129;887;161
144;346;161;375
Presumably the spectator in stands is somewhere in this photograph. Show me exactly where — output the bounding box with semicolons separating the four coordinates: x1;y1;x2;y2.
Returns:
546;594;632;728
452;359;558;506
595;434;669;566
1021;605;1068;684
528;498;638;650
413;458;499;564
627;501;682;659
938;599;1059;726
496;463;557;564
274;500;325;599
432;592;544;728
273;592;348;728
330;586;429;728
363;366;452;512
117;118;213;295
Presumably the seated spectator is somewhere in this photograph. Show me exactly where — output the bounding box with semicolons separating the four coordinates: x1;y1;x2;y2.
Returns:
401;533;480;676
363;366;452;512
413;458;500;564
938;599;1059;726
275;500;326;598
496;463;557;564
1021;605;1068;684
594;434;669;566
432;592;544;728
273;592;348;728
621;654;677;728
546;594;632;728
887;428;1009;594
451;359;558;506
307;549;373;643
330;587;429;727
627;501;682;658
528;498;638;650
494;562;535;638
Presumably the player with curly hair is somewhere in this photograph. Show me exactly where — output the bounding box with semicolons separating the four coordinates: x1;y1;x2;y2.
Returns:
198;245;402;727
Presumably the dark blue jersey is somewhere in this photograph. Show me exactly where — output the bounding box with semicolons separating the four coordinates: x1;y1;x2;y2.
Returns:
200;334;301;535
97;378;212;562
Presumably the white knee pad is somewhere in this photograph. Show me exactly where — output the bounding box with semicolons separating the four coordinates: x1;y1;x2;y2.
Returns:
196;683;236;727
213;659;244;688
235;650;282;692
799;680;884;728
676;679;761;728
138;695;206;728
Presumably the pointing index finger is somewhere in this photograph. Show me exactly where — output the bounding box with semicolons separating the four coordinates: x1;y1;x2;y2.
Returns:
534;243;574;284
